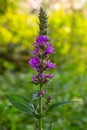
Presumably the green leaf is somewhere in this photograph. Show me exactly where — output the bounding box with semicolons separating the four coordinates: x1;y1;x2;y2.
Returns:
7;94;32;113
46;101;74;114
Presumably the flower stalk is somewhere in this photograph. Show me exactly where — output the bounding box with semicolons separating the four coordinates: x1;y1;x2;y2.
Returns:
29;7;56;130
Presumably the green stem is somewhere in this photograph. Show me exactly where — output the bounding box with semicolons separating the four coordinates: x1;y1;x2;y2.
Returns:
39;97;42;130
39;83;42;130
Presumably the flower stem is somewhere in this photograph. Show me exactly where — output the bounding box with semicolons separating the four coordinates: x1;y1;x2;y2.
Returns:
39;97;42;130
39;83;42;130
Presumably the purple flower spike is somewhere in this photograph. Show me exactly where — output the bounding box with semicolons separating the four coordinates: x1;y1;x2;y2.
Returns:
46;60;56;69
29;34;56;85
29;57;40;70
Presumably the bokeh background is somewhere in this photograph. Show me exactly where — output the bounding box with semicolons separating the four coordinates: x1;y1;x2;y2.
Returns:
0;0;87;130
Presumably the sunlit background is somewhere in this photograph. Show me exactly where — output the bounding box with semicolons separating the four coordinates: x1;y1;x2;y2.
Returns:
0;0;87;130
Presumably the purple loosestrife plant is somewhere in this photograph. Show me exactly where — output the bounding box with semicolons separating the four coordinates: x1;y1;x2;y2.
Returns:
7;8;74;130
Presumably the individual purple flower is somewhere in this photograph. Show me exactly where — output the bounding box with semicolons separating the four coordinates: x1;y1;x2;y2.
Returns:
33;46;39;55
37;90;46;97
32;75;38;82
40;73;53;79
45;44;54;55
48;73;53;79
36;35;49;45
40;73;46;78
43;79;49;84
46;60;56;69
29;57;40;70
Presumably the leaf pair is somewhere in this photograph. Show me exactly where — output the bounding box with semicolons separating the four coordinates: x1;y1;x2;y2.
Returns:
7;94;75;121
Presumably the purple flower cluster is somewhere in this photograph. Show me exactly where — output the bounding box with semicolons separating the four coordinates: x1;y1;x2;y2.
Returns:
32;36;54;55
29;35;55;96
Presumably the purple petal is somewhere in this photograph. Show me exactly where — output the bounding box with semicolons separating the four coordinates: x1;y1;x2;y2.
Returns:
47;60;56;69
32;46;39;54
48;73;53;78
45;44;54;55
29;57;40;70
40;73;46;78
32;75;37;82
37;90;46;97
36;35;49;45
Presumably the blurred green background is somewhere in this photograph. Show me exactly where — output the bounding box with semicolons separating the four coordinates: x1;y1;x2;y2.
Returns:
0;0;87;130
